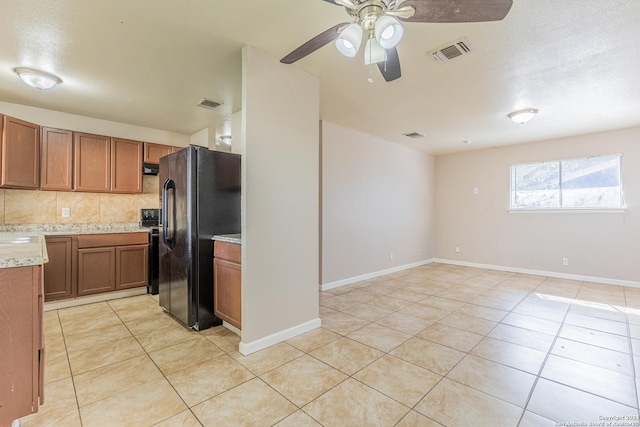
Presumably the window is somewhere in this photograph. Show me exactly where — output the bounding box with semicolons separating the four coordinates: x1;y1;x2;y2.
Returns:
510;154;623;210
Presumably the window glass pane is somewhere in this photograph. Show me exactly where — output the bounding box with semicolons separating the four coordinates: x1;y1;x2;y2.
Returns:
511;162;560;208
561;155;621;208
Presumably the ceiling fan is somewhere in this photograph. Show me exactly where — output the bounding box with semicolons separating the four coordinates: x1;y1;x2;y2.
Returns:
281;0;513;82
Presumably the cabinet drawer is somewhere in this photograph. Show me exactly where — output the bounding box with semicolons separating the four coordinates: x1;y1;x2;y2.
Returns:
77;232;148;248
214;241;240;263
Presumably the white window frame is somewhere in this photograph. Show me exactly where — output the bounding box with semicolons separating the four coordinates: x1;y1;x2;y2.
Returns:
509;154;625;212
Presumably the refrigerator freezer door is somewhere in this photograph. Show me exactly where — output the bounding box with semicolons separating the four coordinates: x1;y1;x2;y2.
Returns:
159;150;192;327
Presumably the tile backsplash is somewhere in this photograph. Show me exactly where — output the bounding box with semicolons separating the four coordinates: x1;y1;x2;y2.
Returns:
0;176;159;225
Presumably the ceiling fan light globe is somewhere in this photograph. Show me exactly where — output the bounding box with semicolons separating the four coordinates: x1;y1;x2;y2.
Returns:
335;23;362;57
364;38;387;65
375;16;403;49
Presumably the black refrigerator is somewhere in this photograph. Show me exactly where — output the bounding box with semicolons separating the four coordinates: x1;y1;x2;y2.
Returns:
158;145;240;331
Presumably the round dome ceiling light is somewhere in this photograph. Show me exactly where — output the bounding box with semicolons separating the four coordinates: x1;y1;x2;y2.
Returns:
14;67;62;90
508;108;538;124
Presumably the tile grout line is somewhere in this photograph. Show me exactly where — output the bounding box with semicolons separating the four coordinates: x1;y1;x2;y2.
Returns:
514;281;578;426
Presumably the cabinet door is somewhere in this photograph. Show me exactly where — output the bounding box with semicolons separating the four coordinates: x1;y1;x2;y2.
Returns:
73;132;111;192
115;244;148;290
143;142;172;164
111;138;143;193
44;237;74;301
214;258;241;329
0;265;41;422
77;247;115;296
1;116;40;188
40;127;73;191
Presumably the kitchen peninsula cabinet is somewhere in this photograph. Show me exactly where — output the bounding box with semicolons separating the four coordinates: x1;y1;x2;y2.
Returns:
1;115;40;189
214;240;241;329
74;132;111;192
77;233;148;296
44;236;74;301
111;137;143;193
0;265;44;425
40;127;73;191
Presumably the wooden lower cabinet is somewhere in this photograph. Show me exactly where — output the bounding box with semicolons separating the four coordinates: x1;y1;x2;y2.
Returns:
77;247;116;296
0;265;44;425
116;245;148;290
213;241;241;329
43;236;73;301
48;232;149;300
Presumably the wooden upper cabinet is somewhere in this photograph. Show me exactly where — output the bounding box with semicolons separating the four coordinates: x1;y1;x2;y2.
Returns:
143;142;172;164
73;132;111;192
112;138;143;193
40;127;73;191
171;146;182;153
1;115;40;189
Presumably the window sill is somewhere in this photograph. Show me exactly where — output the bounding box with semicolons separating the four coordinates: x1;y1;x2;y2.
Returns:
508;208;627;214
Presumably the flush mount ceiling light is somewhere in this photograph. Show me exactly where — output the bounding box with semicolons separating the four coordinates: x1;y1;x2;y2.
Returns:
14;67;62;90
508;108;539;124
219;135;232;145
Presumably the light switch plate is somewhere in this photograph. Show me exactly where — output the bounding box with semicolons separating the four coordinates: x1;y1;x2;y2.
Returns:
61;207;71;218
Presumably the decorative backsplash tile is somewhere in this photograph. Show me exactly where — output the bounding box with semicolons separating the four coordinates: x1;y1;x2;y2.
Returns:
56;192;100;224
0;175;159;226
5;190;57;224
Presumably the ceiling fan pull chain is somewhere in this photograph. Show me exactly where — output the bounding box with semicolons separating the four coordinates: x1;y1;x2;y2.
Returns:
367;33;374;83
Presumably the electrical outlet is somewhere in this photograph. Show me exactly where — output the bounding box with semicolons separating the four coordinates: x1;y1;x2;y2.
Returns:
390;252;394;260
455;246;461;253
473;187;479;195
61;207;71;218
562;257;569;266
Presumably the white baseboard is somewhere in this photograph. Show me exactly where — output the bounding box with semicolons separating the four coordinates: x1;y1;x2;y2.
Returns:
44;287;148;311
321;258;436;292
238;317;321;356
222;321;241;337
436;258;640;288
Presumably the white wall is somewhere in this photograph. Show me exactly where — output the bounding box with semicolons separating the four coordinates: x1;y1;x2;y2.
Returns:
435;126;640;284
321;121;436;286
0;100;189;146
189;127;210;148
230;110;243;155
240;46;320;354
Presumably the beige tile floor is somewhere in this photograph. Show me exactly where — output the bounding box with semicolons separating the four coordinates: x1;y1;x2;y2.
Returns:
21;263;640;426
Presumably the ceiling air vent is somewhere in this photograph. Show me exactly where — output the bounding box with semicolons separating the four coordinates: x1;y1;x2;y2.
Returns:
430;37;473;63
196;98;222;110
403;132;424;139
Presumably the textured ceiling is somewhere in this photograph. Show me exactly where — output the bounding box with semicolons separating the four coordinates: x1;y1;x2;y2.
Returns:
1;0;639;154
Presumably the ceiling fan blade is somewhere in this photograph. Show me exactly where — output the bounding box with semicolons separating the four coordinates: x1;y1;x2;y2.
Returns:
397;0;513;23
280;22;349;64
377;47;401;82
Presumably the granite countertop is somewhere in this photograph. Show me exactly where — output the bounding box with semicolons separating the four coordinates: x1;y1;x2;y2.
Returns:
213;234;241;244
0;233;49;269
0;223;151;236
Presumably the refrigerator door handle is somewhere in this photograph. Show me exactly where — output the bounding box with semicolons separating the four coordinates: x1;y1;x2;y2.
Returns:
162;178;176;248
